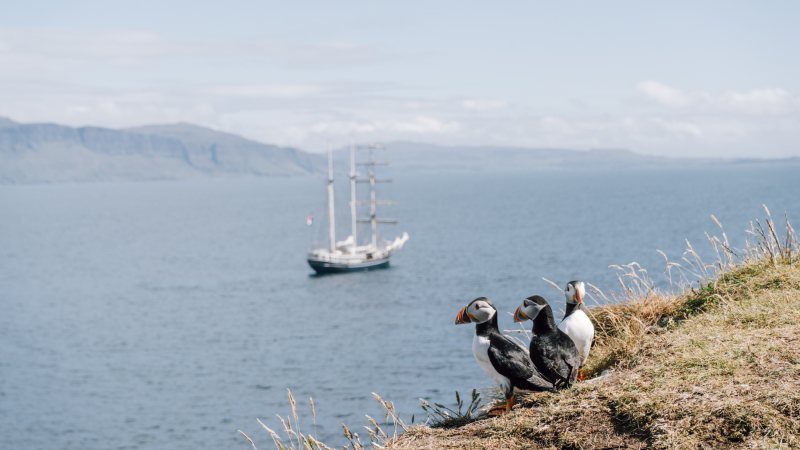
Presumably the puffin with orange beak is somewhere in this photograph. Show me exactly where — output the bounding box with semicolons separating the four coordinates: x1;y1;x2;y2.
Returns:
557;281;595;380
456;297;556;416
513;295;580;389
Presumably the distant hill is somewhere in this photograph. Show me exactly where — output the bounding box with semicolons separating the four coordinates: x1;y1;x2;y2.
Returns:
336;141;799;173
0;118;326;184
2;117;797;184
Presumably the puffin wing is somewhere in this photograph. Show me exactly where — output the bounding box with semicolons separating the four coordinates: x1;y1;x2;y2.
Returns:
531;335;582;389
528;339;563;386
487;335;556;393
559;335;582;386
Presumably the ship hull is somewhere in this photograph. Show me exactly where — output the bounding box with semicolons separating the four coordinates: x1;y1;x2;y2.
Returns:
307;255;391;274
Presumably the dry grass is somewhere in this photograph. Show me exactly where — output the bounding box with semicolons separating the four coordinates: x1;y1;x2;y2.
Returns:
238;389;337;450
240;390;409;450
581;272;682;379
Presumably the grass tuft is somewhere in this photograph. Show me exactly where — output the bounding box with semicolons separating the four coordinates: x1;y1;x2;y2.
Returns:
419;390;486;429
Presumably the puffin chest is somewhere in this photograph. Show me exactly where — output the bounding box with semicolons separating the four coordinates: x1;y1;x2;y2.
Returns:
472;334;508;385
558;311;594;362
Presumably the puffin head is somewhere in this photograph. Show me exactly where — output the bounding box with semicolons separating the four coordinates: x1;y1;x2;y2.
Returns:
565;280;585;305
513;295;548;322
455;297;497;325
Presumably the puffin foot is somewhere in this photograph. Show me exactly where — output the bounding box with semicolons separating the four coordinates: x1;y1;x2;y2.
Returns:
577;367;585;381
488;395;516;416
488;403;507;416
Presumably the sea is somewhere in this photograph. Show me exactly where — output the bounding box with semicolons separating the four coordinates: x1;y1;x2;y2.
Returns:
1;164;799;449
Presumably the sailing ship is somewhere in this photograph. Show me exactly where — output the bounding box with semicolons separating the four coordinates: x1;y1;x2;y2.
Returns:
307;139;409;274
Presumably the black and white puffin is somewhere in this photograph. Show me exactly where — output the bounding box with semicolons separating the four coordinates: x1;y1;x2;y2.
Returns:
557;280;595;380
513;295;581;389
456;297;556;415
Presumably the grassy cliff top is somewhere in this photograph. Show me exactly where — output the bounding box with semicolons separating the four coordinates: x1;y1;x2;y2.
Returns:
389;258;800;449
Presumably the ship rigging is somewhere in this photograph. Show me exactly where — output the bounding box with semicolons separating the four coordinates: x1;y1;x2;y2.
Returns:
307;138;408;274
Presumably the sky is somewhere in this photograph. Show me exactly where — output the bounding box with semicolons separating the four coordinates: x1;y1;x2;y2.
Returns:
1;1;799;158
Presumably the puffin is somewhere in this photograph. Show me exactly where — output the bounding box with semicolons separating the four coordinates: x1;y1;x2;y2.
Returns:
456;297;557;415
557;280;595;380
513;295;580;389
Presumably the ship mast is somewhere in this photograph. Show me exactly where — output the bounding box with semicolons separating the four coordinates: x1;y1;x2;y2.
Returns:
368;146;378;248
355;143;397;249
327;139;336;253
349;134;357;253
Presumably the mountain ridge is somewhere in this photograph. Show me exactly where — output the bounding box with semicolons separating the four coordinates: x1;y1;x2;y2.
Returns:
0;118;326;184
334;140;799;173
2;117;797;184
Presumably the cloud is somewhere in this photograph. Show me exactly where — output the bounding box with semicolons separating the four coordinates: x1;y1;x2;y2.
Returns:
636;80;701;108
719;88;798;115
650;118;703;137
282;42;378;69
306;116;460;136
1;24;798;159
204;83;327;99
0;27;379;69
387;116;461;133
460;99;507;111
637;80;800;115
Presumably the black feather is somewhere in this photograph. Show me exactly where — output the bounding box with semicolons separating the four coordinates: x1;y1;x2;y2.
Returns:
476;314;557;398
525;296;582;389
563;301;585;319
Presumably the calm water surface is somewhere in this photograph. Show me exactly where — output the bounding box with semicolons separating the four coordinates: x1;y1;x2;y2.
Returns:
1;165;799;449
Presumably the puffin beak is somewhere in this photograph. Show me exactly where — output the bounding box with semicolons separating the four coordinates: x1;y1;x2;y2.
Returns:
513;306;528;323
577;289;584;304
455;307;471;325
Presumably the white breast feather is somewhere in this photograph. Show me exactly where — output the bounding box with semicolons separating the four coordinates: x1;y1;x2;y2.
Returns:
472;334;511;393
558;310;594;365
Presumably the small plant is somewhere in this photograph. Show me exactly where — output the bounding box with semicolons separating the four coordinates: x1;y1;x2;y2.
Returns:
330;392;412;449
238;389;334;450
747;207;798;267
354;393;410;448
240;390;410;450
419;389;485;428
